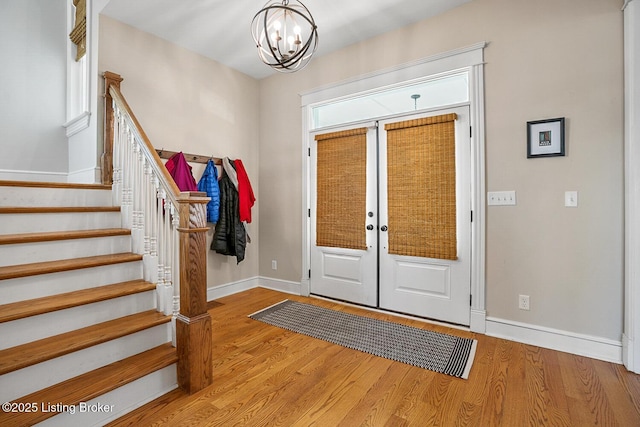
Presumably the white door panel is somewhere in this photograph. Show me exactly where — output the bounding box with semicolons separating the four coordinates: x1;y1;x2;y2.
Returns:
309;125;378;307
394;259;450;297
379;107;471;325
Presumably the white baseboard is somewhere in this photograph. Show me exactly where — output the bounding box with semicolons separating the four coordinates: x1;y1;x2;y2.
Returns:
67;166;101;184
0;169;68;183
0;167;99;184
207;276;302;301
207;277;261;301
259;277;302;295
486;317;622;364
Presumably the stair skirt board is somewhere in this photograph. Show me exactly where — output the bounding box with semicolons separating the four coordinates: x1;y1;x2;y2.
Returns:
36;364;178;427
0;263;143;305
0;323;172;403
0;291;157;350
0;235;132;267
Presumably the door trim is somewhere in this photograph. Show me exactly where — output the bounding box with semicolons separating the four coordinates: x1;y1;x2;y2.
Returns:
301;44;487;332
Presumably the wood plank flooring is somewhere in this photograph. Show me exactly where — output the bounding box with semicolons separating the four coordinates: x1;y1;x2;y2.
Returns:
109;288;640;426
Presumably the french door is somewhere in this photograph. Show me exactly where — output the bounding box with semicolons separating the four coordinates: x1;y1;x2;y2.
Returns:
310;107;471;325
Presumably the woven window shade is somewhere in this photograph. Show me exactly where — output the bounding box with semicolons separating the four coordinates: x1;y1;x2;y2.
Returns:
384;113;458;260
69;0;86;61
315;128;368;250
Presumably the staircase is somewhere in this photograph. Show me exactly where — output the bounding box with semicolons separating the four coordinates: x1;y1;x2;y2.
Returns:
0;180;178;427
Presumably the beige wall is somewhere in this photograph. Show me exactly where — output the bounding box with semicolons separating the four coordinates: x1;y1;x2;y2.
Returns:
97;0;625;342
99;16;261;286
258;0;624;340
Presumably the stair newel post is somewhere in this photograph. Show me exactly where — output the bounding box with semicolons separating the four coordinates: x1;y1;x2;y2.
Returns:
175;192;212;394
102;72;123;185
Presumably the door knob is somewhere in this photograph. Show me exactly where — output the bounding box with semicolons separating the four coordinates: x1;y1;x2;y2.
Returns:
366;224;374;230
381;225;388;232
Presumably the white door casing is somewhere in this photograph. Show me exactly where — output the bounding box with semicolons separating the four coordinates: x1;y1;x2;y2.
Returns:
301;43;487;331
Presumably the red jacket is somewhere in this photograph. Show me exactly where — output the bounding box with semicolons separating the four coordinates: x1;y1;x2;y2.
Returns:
234;159;255;223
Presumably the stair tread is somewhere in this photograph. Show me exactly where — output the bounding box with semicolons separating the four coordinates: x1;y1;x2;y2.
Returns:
0;206;120;214
0;252;143;280
0;228;131;245
0;310;171;376
0;280;156;323
0;343;177;427
0;180;111;190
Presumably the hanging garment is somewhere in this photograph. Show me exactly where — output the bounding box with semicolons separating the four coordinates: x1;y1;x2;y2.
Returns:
212;165;246;264
222;158;252;241
197;159;220;223
165;151;197;192
234;159;256;223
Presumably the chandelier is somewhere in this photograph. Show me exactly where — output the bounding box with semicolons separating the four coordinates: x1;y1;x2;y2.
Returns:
251;0;318;73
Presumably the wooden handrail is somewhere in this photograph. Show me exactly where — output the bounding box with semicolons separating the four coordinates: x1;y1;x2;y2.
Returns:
102;71;212;394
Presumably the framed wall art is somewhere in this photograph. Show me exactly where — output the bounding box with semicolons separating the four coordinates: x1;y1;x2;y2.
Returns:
527;117;565;158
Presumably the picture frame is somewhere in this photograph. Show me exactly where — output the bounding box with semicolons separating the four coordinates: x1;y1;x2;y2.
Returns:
527;117;565;158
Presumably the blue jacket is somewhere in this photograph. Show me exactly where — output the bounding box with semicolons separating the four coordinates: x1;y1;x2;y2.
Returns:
197;160;220;223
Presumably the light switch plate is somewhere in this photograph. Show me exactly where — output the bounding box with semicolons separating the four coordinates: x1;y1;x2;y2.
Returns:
487;191;516;206
565;191;578;207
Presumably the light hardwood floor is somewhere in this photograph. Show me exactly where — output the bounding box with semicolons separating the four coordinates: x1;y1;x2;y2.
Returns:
109;287;640;426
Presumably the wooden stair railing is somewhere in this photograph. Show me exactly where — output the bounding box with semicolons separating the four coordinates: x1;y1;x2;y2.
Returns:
102;71;212;393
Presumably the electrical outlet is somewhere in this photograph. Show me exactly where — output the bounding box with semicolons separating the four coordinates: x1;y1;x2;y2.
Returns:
271;260;277;270
518;294;530;311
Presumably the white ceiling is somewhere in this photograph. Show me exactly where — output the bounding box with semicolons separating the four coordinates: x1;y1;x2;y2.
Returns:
101;0;471;80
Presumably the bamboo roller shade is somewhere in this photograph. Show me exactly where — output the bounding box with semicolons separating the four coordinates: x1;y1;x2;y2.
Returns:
315;128;368;250
385;113;458;260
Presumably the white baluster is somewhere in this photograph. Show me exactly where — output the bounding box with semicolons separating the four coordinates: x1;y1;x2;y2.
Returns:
111;105;122;206
148;176;159;285
171;206;181;346
121;129;133;229
156;188;167;312
171;206;180;318
130;142;140;253
162;203;177;315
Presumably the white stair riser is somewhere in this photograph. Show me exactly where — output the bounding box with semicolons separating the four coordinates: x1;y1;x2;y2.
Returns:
0;262;143;305
0;291;157;350
0;235;132;267
0;323;172;403
0;186;113;207
0;211;122;233
38;365;178;427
